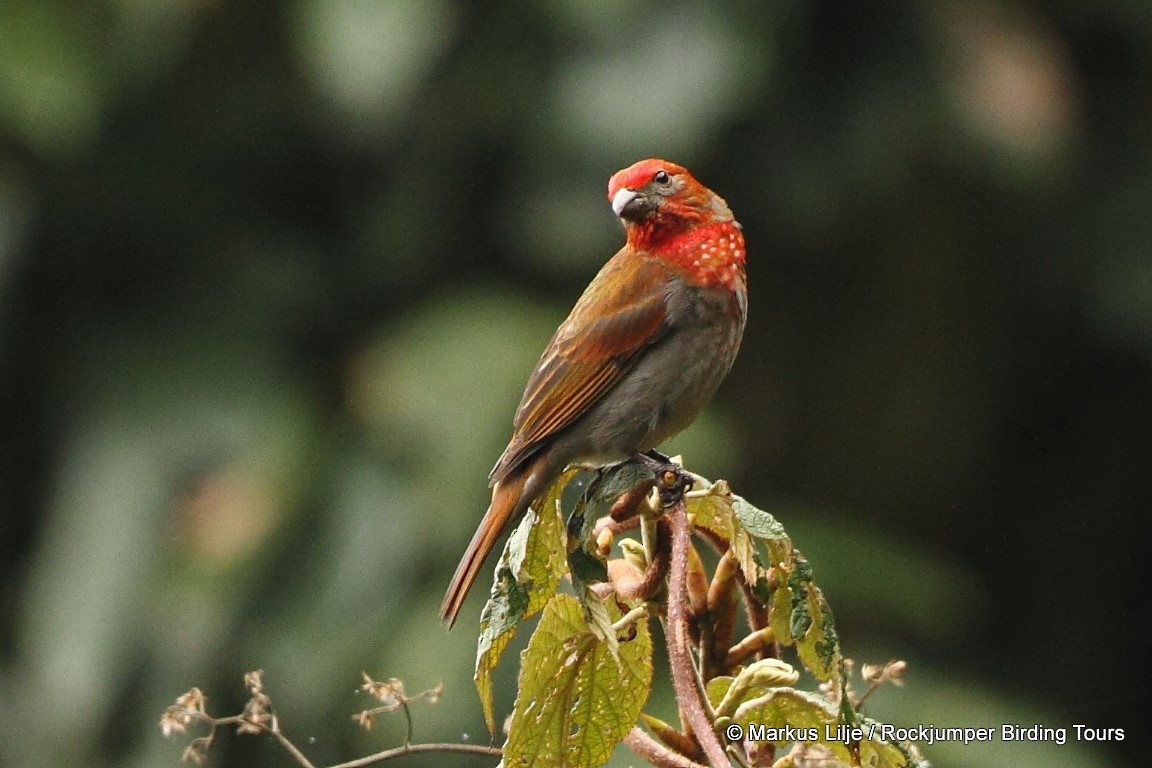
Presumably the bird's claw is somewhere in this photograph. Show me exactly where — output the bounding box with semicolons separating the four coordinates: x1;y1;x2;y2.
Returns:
632;452;693;508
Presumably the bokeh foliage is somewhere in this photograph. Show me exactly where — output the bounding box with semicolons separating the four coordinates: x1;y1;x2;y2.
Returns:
1;1;1148;767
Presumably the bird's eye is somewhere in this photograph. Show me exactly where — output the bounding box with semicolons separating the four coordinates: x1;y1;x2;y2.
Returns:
654;170;670;185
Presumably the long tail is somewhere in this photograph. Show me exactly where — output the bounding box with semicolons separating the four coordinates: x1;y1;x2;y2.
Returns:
440;461;539;628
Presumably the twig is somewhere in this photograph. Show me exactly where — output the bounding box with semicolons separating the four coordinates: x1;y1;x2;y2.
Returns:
612;604;650;633
328;742;503;768
625;726;709;768
270;727;318;768
400;701;413;746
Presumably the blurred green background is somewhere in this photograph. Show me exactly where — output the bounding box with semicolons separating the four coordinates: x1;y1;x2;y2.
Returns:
1;1;1147;767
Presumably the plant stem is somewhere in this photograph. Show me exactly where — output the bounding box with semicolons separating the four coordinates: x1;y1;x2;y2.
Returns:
612;604;649;633
270;728;318;768
665;498;732;768
328;742;503;768
400;701;413;746
624;726;709;768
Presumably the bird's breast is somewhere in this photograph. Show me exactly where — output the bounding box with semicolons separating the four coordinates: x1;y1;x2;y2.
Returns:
647;221;746;291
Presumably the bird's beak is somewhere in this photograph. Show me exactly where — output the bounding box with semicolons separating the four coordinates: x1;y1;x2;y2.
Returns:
611;187;639;218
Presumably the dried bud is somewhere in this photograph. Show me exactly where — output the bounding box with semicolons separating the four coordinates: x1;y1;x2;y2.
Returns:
174;687;206;713
238;690;274;735
595;526;614;557
237;718;263;735
352;710;375;731
360;673;405;710
159;710;188;738
861;659;907;689
181;743;206;764
861;663;884;684
244;670;264;694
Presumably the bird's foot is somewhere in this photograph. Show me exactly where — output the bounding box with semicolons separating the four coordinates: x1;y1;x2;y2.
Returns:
642;448;673;464
632;452;693;508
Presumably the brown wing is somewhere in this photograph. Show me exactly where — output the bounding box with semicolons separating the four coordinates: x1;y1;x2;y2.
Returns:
490;250;671;483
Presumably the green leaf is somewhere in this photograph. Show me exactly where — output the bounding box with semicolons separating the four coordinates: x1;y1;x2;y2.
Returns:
788;554;841;682
686;479;734;542
706;675;735;709
686;482;770;588
770;567;795;647
734;687;839;742
731;496;786;541
567;547;608;586
767;550;841;682
733;690;923;768
504;594;653;768
733;688;852;767
474;469;575;735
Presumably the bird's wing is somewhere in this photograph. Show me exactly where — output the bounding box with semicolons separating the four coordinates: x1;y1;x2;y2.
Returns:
490;250;672;483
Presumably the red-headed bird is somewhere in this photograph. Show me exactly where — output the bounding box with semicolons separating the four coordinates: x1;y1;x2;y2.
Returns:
441;159;747;627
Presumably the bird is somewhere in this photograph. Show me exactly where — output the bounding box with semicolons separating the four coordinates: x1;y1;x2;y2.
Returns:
441;158;747;627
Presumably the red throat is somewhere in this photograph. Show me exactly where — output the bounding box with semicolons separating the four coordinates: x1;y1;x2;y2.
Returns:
633;220;746;290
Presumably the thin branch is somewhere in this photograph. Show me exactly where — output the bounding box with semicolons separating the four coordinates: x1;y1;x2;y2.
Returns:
399;702;414;746
687;644;718;724
269;727;318;768
612;604;650;633
327;742;503;768
625;726;709;768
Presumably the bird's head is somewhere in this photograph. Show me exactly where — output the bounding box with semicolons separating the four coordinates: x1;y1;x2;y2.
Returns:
607;159;734;235
607;159;745;287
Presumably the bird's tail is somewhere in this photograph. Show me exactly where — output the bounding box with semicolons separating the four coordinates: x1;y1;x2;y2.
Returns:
440;462;538;628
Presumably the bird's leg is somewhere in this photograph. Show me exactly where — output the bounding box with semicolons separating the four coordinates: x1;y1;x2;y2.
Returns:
642;448;673;464
632;452;693;508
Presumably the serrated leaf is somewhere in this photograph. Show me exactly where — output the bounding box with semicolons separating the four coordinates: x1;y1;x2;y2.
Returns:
767;551;841;682
734;688;854;766
788;555;841;682
686;484;770;590
734;690;922;768
474;469;576;735
729;524;767;589
734;687;839;739
686;481;732;542
504;594;653;768
731;496;786;541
